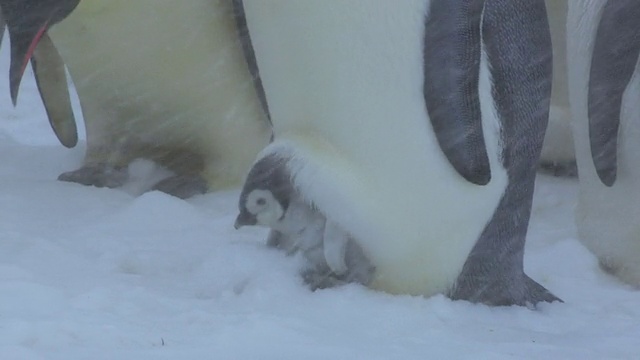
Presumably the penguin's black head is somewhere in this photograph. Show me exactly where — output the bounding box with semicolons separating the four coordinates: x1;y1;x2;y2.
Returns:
234;154;294;229
0;0;79;104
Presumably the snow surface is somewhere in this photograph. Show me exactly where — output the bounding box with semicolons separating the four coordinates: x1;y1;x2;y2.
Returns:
1;41;639;360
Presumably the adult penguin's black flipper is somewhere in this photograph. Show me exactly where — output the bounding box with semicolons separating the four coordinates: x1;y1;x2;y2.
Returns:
423;0;490;186
31;33;77;148
0;0;79;104
588;0;640;186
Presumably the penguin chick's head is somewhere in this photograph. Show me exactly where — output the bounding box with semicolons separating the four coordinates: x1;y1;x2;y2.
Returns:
0;0;79;104
235;154;295;229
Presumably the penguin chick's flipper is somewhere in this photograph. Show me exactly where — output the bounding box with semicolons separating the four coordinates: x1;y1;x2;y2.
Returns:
58;164;128;188
588;0;640;187
150;174;208;199
31;33;78;148
423;0;490;186
449;0;561;306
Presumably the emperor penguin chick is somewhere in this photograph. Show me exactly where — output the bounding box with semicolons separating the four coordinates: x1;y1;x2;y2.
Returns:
234;153;375;289
238;0;560;306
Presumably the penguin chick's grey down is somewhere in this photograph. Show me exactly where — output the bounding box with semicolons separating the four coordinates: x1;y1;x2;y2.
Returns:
235;153;375;288
237;0;561;306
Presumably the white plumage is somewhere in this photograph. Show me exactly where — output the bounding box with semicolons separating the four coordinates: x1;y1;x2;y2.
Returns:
244;1;508;296
568;0;640;286
47;0;271;191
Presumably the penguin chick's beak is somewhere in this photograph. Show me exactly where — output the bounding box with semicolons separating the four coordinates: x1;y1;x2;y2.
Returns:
0;0;79;105
234;211;257;229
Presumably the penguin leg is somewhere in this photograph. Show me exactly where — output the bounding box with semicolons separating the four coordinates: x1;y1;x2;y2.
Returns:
58;97;131;188
146;146;208;199
269;228;373;289
58;163;129;188
264;229;341;289
301;248;375;290
302;235;375;289
339;237;376;286
449;0;561;307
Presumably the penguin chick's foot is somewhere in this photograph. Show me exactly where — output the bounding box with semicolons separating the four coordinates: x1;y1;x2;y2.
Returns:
58;163;129;188
301;250;375;291
151;174;208;199
449;272;562;308
302;268;350;291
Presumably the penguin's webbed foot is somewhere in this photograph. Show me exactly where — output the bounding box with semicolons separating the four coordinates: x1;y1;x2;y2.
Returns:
151;174;208;199
58;164;128;188
449;273;562;308
520;275;563;307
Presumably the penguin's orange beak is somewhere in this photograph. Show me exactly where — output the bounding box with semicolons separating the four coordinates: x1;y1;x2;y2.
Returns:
0;0;79;104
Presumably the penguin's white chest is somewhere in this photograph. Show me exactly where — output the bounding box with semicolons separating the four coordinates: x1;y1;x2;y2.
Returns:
568;1;640;285
48;0;268;155
245;1;508;295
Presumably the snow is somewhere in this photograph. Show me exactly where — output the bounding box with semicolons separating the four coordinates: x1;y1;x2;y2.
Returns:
1;42;639;360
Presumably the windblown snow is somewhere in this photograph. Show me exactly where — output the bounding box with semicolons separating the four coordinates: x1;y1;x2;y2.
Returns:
0;39;639;360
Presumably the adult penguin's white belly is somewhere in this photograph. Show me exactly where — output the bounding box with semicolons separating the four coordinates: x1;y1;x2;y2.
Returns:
243;1;508;296
568;0;640;286
48;0;271;195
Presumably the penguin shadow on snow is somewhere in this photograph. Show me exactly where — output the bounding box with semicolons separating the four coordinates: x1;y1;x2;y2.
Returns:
234;153;375;290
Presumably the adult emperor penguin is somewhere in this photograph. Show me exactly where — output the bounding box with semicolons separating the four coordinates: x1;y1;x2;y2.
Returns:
567;0;640;287
3;0;272;198
236;0;560;305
